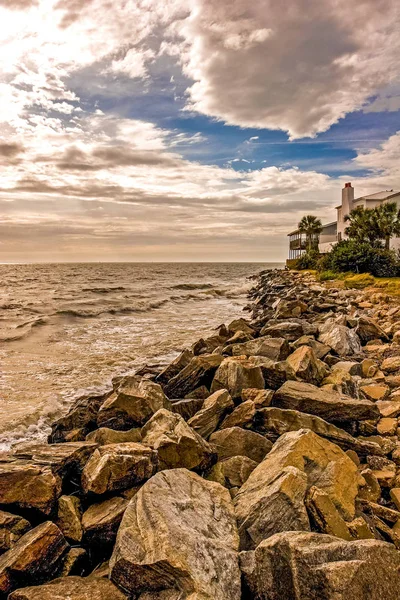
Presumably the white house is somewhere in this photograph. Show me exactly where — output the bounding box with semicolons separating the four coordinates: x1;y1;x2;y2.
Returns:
288;183;400;260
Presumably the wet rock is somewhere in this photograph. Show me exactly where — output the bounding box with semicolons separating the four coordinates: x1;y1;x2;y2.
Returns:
86;427;141;445
286;345;328;385
164;354;223;398
0;522;68;597
260;321;304;342
155;349;193;385
230;336;290;361
59;547;87;577
210;357;264;400
49;393;110;443
81;443;157;495
170;398;204;420
141;409;216;471
207;456;257;489
254;407;382;457
56;496;82;544
98;377;171;430
241;531;400;600
187;389;234;438
8;576;127;600
227;318;255;336
110;469;241;599
0;511;30;554
12;442;97;481
273;380;379;424
318;320;361;356
82;496;128;549
209;427;272;463
0;461;61;516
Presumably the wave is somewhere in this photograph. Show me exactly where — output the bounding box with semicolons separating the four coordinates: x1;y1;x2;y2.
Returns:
82;286;127;294
172;283;214;290
0;317;49;342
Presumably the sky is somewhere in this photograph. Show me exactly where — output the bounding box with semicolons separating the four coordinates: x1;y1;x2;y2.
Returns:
0;0;400;262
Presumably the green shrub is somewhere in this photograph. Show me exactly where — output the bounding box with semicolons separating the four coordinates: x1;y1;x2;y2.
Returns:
318;270;339;281
293;249;320;270
318;240;400;277
344;273;375;289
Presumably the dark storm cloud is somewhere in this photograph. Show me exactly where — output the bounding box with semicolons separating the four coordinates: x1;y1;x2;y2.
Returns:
0;143;24;158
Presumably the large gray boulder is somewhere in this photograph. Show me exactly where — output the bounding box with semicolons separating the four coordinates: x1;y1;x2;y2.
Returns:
141;409;216;471
240;531;400;600
164;355;223;398
81;442;157;495
318;320;361;356
211;357;264;400
230;336;290;361
97;376;171;430
110;469;241;599
8;576;127;600
209;427;272;463
260;322;304;341
273;380;379;424
285;346;328;385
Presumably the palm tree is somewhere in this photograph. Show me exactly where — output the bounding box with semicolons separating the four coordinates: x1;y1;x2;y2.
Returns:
298;215;323;252
372;202;400;250
344;206;377;245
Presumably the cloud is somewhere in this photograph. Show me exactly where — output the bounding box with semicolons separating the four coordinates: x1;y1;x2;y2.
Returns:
168;0;400;138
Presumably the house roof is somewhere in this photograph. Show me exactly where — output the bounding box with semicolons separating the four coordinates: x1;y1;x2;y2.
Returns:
287;221;335;236
336;190;400;208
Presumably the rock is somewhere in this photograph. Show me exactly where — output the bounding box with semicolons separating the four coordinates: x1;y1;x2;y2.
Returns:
12;442;97;481
322;368;357;397
260;321;304;341
241;388;274;406
254;407;382;456
377;417;398;436
170;398;204;420
360;384;389;401
376;400;400;418
207;456;257;489
241;531;400;600
219;400;256;429
235;429;360;536
210;357;264;400
355;316;388;344
306;486;352;540
81;443;157;495
0;461;61;516
209;427;272;463
250;357;295;390
98;377;171;430
56;496;82;544
292;336;331;359
141;409;216;471
82;496;128;549
8;576;127;600
184;385;210;400
110;469;241;599
155;349;193;385
381;356;400;373
0;522;68;597
330;360;361;376
0;511;30;554
49;393;109;443
390;488;400;511
86;427;141;445
286;346;328;385
273;380;379;424
163;354;223;399
318;320;361;356
227;318;254;336
58;547;86;577
235;466;310;550
187;389;234;438
231;336;290;361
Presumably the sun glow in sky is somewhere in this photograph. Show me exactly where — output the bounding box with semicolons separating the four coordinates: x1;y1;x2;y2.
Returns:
1;0;400;261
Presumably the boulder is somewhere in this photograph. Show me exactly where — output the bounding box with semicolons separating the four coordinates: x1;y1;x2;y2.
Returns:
56;496;82;544
155;349;193;385
250;357;295;390
355;316;388;344
260;322;304;341
12;442;97;480
291;336;331;359
306;486;352;540
241;388;274;406
0;511;30;554
227;318;255;335
82;496;128;549
141;409;216;471
273;380;379;424
254;407;382;456
322;368;357;397
318;320;361;356
207;456;258;489
164;355;223;398
236;465;310;550
209;427;272;463
0;461;61;516
86;427;141;445
210;357;264;400
240;531;400;600
381;356;400;373
97;377;171;430
8;576;127;600
286;346;328;385
220;400;256;429
110;469;241;599
230;336;290;361
49;393;109;443
170;398;204;420
234;429;360;549
187;390;234;438
0;522;68;597
81;443;157;495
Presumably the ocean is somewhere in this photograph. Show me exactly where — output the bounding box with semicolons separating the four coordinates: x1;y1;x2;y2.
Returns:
0;262;282;450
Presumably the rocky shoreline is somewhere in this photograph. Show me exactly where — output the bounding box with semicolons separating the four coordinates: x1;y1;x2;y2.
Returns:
1;268;400;598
